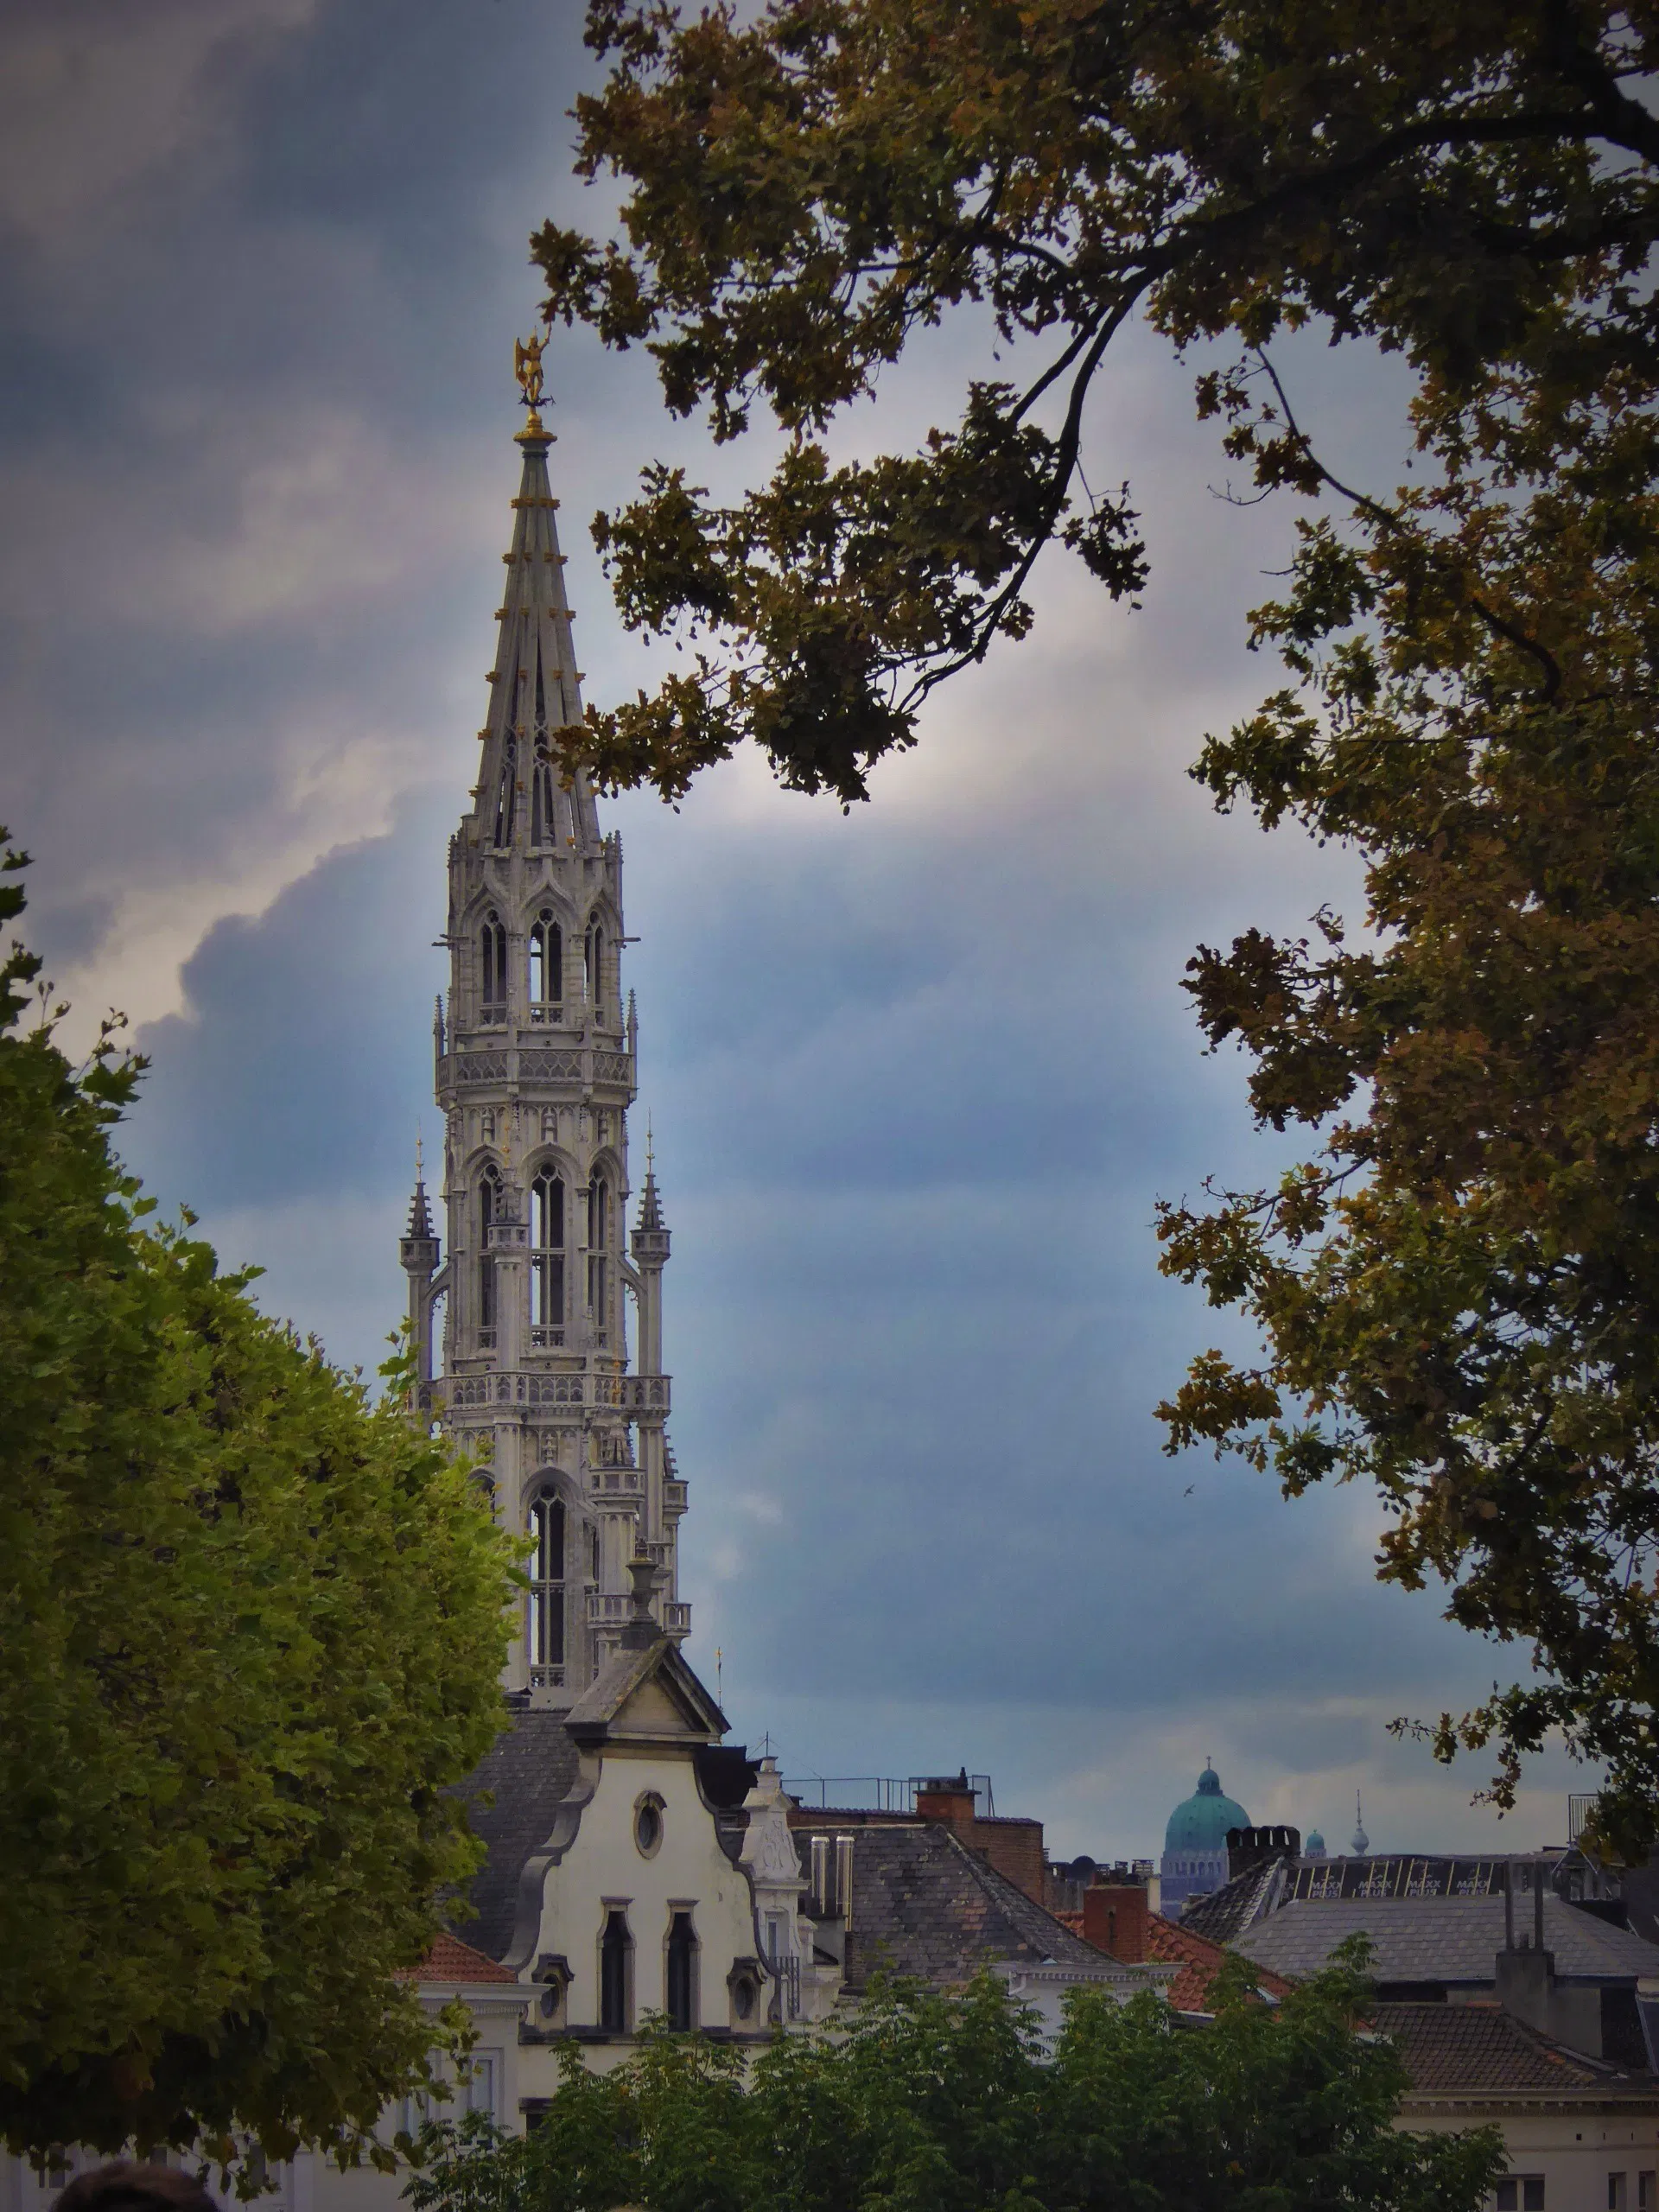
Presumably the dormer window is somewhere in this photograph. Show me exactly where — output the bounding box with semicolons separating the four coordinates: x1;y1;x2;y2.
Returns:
529;910;562;1015
480;911;507;1023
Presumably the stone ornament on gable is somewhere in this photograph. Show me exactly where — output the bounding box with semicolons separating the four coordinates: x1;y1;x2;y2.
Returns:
740;1757;807;1888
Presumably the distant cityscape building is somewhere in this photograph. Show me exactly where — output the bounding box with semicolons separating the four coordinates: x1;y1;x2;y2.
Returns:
1160;1763;1250;1917
1351;1790;1370;1855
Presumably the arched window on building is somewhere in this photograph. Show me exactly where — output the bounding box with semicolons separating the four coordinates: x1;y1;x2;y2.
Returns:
586;1175;608;1337
480;911;507;1023
530;1170;565;1345
665;1912;697;2032
528;910;562;1018
584;916;603;1013
600;1910;631;2033
528;1491;564;1685
478;1168;501;1344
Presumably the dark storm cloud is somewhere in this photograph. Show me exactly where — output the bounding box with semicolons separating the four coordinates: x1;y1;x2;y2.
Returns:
3;0;1572;1859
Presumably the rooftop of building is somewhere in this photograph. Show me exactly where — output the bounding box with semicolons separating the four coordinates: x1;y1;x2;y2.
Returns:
457;1707;582;1961
788;1816;1120;1990
1230;1895;1659;1985
416;1931;520;1986
1376;2002;1659;2103
1055;1905;1295;2012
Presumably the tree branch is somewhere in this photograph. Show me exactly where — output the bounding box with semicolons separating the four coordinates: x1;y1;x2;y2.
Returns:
1255;353;1565;704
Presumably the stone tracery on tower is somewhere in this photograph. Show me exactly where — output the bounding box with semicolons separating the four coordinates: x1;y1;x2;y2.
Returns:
399;364;684;1705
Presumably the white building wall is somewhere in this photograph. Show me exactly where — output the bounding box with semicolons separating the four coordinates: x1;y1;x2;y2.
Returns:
1408;2108;1659;2212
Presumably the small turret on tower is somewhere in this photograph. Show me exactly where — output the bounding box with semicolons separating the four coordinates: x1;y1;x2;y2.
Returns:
400;1135;442;1387
632;1126;671;1278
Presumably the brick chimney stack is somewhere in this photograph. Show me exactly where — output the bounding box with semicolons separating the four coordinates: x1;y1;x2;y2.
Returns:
1083;1882;1149;1963
916;1770;978;1834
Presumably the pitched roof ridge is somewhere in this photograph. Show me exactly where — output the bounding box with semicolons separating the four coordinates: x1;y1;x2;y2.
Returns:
940;1828;1105;1966
418;1930;520;1986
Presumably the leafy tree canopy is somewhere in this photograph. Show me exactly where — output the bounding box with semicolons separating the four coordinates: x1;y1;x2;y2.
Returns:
0;840;518;2170
406;1952;1503;2212
537;1;1659;1850
537;0;1656;804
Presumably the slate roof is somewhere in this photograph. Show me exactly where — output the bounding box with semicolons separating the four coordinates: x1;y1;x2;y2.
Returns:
454;1709;581;1961
418;1931;521;1986
1231;1896;1659;1985
1179;1855;1290;1943
1374;2003;1659;2102
791;1820;1118;1989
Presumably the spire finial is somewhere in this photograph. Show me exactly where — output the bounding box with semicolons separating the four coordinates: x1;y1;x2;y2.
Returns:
415;1125;424;1185
514;330;546;407
646;1116;654;1174
513;330;550;439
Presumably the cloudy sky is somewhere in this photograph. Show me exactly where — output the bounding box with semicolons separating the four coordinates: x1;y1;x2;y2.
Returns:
3;0;1585;1859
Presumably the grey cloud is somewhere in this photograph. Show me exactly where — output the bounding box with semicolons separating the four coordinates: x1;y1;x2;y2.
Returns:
4;0;1567;1861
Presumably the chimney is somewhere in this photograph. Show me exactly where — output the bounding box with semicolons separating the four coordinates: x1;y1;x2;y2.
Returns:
1495;1861;1604;2058
916;1768;977;1834
1083;1882;1148;1963
1226;1825;1301;1881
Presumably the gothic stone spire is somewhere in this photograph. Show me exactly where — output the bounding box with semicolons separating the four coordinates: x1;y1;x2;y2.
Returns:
474;401;601;858
404;346;689;1708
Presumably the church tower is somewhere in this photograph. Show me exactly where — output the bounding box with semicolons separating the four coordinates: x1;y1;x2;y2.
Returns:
400;352;687;1706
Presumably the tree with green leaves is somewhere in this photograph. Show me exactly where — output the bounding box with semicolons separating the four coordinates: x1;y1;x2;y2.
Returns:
533;0;1659;1848
406;1953;1503;2212
0;837;518;2169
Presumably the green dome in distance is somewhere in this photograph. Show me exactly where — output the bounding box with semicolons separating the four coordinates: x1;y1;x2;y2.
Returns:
1306;1829;1326;1853
1164;1764;1250;1854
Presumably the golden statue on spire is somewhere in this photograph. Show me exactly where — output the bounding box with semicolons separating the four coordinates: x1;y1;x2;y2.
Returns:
513;330;547;410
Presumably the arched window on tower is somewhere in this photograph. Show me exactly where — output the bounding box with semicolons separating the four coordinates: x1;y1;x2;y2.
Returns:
530;1170;565;1346
480;911;507;1025
584;916;603;1016
586;1175;609;1340
528;1491;565;1687
528;910;563;1020
478;1168;501;1345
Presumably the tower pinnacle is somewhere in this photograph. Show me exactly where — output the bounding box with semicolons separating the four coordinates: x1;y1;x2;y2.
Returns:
398;346;689;1706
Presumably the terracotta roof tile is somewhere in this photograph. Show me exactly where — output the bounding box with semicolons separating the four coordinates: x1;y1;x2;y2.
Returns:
1058;1904;1291;2010
1372;2003;1656;2099
417;1932;520;1986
